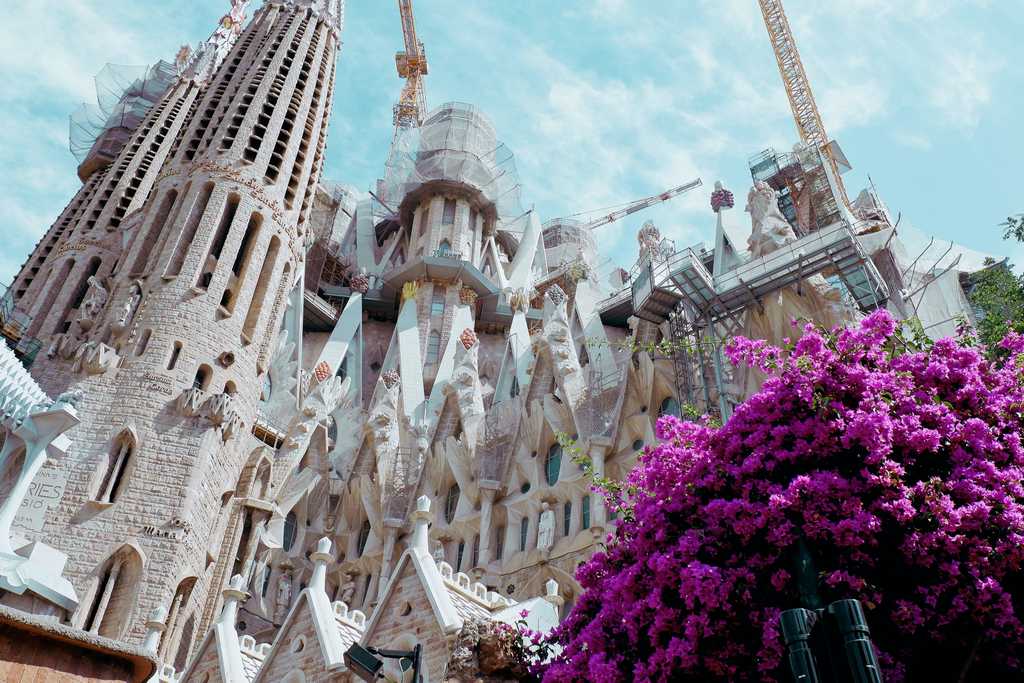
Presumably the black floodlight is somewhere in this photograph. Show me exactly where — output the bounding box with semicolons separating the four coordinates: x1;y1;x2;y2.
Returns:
344;642;384;682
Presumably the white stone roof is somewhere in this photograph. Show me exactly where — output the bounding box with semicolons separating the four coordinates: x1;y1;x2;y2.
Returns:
329;600;366;654
238;635;271;683
0;343;49;424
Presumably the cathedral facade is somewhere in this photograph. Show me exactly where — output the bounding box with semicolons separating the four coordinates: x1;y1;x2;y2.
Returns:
0;1;982;681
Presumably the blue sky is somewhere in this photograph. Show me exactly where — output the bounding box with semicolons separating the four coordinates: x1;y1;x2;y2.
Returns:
1;0;1021;285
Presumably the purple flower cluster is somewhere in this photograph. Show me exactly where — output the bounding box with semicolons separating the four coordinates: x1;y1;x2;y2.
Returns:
542;311;1024;682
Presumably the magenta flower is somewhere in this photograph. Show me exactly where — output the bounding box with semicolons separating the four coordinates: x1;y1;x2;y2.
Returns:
541;311;1024;682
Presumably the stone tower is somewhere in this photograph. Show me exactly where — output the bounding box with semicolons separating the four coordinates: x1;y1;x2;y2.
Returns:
9;0;345;671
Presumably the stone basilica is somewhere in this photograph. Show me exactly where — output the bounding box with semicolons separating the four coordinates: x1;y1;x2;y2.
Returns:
0;1;984;681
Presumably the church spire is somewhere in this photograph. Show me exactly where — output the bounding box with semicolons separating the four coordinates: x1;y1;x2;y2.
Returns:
177;0;252;85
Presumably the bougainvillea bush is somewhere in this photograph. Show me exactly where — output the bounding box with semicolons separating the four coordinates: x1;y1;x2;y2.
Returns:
542;311;1024;682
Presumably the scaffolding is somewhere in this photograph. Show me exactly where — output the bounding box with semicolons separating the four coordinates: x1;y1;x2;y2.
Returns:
382;447;420;526
69;61;177;168
577;361;628;441
749;144;848;236
477;397;521;487
377;102;523;225
0;284;41;369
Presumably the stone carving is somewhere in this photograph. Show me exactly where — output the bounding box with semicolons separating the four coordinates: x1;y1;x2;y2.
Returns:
537;502;555;551
349;271;370;294
745;181;798;257
205;392;240;427
113;282;142;334
637;220;662;255
368;381;399;453
77;277;108;330
567;261;590;283
401;280;420;303
381;369;400;389
72;341;119;375
338;572;355;604
177;387;206;417
711;181;735;213
459;328;478;350
445;332;485;447
54;389;85;409
508;289;529;313
276;571;292;621
545;284;566;307
313;361;332;384
459;287;478;306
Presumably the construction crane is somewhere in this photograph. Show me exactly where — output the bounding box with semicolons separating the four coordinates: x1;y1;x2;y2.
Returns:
757;0;850;209
393;0;428;133
558;178;703;231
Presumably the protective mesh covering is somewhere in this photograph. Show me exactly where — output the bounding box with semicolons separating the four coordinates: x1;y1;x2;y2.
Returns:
69;61;177;163
382;447;420;525
477;397;522;485
377;102;523;224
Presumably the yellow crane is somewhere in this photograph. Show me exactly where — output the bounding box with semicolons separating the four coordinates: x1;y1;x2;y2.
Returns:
757;0;850;209
393;0;428;133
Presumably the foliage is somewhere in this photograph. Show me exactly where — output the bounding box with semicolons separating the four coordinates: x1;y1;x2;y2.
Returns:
966;257;1024;355
1002;214;1024;243
541;311;1024;682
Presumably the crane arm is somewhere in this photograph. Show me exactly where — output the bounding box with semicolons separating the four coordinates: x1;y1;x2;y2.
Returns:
757;0;849;207
582;178;703;231
397;0;421;60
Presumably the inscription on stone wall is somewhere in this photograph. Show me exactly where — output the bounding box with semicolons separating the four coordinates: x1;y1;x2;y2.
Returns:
141;371;175;397
12;466;67;533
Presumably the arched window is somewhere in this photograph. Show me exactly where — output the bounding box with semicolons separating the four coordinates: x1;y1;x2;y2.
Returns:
445;484;459;524
519;517;529;552
161;577;198;668
261;373;272;401
193;364;212;391
167;341;183;370
442;199;456;225
96;431;134;504
456;540;465;571
659;397;681;418
283;511;297;551
357;519;371;557
545;443;562;486
79;546;142;639
426;331;442;366
563;501;572;536
581;495;591;530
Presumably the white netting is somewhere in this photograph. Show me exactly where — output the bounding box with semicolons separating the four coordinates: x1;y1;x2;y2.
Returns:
378;102;523;225
69;61;177;163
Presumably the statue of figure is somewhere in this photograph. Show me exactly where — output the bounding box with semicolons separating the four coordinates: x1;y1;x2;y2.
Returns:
276;571;293;620
745;181;799;257
537;503;555;551
81;277;108;318
338;572;356;604
117;284;142;330
731;182;853;399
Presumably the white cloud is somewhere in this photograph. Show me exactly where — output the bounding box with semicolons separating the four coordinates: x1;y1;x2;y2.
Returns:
927;50;998;129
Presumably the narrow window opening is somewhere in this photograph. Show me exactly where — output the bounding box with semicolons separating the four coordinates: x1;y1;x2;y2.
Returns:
495;526;505;561
167;342;182;370
131;190;177;275
166;183;214;278
193;364;212;391
426;331;442;366
196;194;239;290
519;517;529;552
242;236;281;342
134;329;152;357
442;199;456;224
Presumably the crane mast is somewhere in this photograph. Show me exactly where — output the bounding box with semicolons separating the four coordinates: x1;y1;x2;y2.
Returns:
757;0;850;208
394;0;428;133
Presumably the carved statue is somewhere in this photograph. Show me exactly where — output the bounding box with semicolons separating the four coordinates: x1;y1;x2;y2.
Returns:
745;181;799;258
732;182;853;399
537;503;555;551
116;283;142;331
276;571;293;620
338;572;356;604
77;277;108;329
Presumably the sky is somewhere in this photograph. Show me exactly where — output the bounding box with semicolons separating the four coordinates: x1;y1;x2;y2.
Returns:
1;0;1022;286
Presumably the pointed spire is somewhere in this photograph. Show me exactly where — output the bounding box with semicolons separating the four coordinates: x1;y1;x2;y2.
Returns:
310;537;332;592
412;495;431;553
143;605;169;653
218;574;248;626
